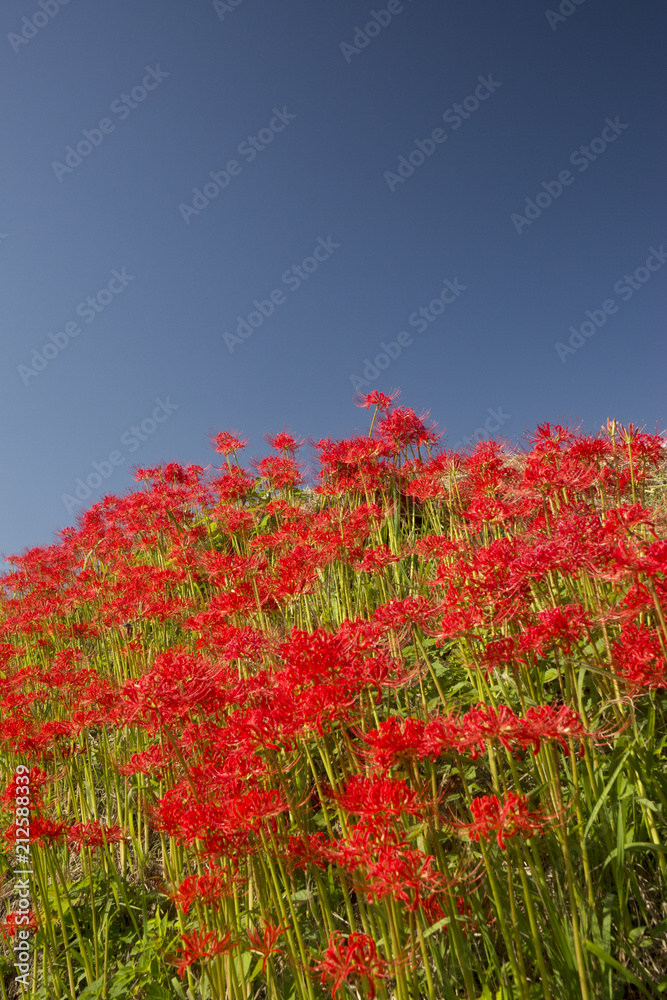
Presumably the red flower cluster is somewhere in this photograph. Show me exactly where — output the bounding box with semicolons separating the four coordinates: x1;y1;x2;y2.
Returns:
356;702;599;770
460;793;545;850
314;931;391;999
170;928;237;978
66;821;126;853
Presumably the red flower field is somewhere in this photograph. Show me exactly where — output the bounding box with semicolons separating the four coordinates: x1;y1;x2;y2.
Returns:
0;392;665;999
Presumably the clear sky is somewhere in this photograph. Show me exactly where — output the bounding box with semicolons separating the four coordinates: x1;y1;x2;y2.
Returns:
1;0;665;570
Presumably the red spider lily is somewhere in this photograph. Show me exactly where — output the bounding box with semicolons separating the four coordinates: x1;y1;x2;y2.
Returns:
250;455;303;491
211;431;248;457
264;430;304;454
527;422;578;450
356;703;600;768
327;774;427;819
116;742;179;779
352;544;400;573
1;767;48;809
457;703;598;758
461;495;520;525
118;648;234;729
359;842;446;910
0;910;39;940
412;535;463;560
278;626;381;689
430;601;486;641
567;434;614;467
354;388;400;412
2;392;667;1000
309;436;390;494
169;871;240;914
477;635;529;674
459;793;545;850
209;465;256;502
246;918;289;973
170;928;237;978
611;620;667;693
134;462;205;487
616;426;666;467
374;406;443;452
457;704;528;759
607;539;667;591
294;682;360;738
154;782;289;848
4;815;67;847
371;595;444;632
66;822;127;853
528;602;590;655
314;931;391;999
265;545;322;603
321;817;405;871
419;892;446;928
353;713;460;770
279;831;330;873
226;787;290;832
401;452;459;500
0;643;25;668
599;502;660;540
418;891;479;934
521;704;601;754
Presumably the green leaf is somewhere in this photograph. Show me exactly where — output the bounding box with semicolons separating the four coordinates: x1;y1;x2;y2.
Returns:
636;796;662;813
170;977;188;1000
249;956;264;981
76;976;106;1000
583;745;633;840
584;940;654;998
110;978;136;999
476;987;501;1000
603;841;667;868
617;797;627;872
423;916;451;938
290;889;311;902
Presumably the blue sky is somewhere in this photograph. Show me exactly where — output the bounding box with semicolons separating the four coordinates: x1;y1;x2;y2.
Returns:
1;0;665;570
